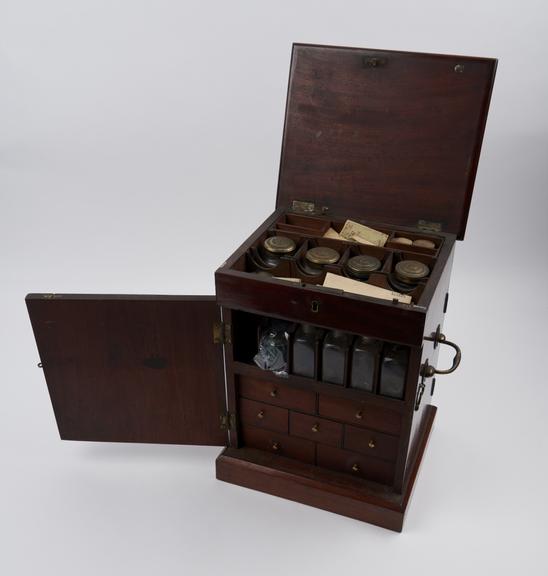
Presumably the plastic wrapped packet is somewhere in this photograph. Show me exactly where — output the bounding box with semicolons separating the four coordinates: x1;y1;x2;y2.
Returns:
253;322;291;377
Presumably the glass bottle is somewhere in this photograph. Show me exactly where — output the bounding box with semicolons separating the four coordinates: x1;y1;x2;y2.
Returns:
321;330;352;386
293;324;323;378
379;344;409;399
253;320;292;376
350;336;381;392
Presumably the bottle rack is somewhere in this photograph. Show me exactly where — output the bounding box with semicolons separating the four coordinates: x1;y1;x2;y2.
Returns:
231;310;410;402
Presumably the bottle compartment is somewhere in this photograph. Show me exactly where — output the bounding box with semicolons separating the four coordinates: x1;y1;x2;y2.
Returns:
232;311;410;402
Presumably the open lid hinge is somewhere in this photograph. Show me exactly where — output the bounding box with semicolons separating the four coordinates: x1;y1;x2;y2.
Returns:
220;411;236;431
417;220;442;233
291;199;330;216
213;322;231;345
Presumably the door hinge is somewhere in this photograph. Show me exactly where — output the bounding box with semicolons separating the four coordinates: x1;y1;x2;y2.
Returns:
291;200;329;216
213;322;231;345
220;412;236;431
417;220;442;233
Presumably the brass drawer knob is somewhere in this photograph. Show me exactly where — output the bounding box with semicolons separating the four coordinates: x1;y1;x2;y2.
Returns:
351;463;360;473
311;423;319;433
355;410;364;420
368;439;376;449
270;389;277;398
257;410;265;419
271;442;280;451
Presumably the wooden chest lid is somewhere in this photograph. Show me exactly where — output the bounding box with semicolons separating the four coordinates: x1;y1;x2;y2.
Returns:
276;44;497;239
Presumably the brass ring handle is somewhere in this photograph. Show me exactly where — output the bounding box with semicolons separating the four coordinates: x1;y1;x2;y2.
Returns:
311;423;319;433
257;410;265;419
270;389;277;398
422;333;462;377
271;442;279;451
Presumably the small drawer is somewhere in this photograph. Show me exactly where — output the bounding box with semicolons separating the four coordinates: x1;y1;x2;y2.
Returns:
344;425;399;462
317;444;395;485
240;425;315;464
318;395;401;436
239;398;288;433
289;412;342;447
239;376;316;412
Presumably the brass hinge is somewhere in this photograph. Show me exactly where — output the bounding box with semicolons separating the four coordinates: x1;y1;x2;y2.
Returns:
213;322;231;345
220;412;236;431
417;220;442;233
291;200;329;215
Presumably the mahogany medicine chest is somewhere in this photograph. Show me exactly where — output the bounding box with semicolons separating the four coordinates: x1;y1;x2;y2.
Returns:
26;44;497;531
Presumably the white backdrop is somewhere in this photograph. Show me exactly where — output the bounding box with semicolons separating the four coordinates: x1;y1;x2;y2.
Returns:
2;1;547;575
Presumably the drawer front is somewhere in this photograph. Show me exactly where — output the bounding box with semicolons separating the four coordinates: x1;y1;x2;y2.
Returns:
239;376;316;412
344;425;399;462
240;425;315;464
318;394;401;436
239;398;288;433
289;412;342;447
317;444;395;485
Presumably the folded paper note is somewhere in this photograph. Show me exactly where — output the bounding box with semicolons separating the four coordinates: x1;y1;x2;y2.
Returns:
339;220;388;247
323;273;412;304
273;276;301;283
323;227;345;240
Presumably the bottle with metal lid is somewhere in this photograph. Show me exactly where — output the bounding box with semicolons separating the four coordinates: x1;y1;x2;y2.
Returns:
292;323;324;379
299;245;340;276
350;336;382;392
344;254;382;281
389;259;430;293
395;260;430;284
259;235;297;267
264;235;296;255
321;330;352;386
379;344;409;399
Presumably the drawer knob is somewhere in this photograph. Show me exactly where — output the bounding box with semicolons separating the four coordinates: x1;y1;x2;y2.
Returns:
270;389;278;398
311;423;319;433
368;439;376;449
351;463;360;473
257;410;265;419
271;442;280;451
355;410;364;420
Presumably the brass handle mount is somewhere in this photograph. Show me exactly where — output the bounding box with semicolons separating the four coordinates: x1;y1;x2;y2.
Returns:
422;332;462;377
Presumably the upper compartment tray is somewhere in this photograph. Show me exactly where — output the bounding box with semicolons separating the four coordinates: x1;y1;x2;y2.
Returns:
215;210;456;347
